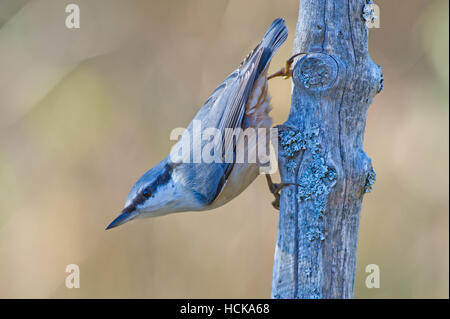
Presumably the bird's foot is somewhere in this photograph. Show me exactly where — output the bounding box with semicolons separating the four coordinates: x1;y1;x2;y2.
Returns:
267;52;307;80
265;174;297;210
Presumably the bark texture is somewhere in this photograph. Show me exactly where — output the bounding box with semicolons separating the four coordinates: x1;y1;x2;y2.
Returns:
271;0;382;299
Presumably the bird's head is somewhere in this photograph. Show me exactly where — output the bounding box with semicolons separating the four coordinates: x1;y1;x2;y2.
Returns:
106;159;182;230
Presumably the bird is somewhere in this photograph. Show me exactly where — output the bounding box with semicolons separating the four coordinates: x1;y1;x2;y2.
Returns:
106;18;299;230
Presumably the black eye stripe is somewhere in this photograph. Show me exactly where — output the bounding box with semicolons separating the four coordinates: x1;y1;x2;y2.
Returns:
122;163;173;214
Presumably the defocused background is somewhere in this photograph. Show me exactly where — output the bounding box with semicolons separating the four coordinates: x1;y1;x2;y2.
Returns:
0;0;448;298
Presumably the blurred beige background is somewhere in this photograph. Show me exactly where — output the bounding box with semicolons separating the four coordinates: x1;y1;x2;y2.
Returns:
0;0;448;298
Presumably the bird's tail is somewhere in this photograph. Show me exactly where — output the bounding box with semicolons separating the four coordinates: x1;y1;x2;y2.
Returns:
261;18;288;53
253;18;288;74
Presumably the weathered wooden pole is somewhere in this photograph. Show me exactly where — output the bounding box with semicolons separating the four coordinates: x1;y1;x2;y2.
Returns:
271;0;382;298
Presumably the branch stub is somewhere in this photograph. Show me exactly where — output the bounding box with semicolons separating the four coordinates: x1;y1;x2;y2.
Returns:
293;53;338;92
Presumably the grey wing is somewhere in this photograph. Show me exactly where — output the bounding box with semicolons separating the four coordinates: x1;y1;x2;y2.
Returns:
219;49;266;169
172;48;267;205
173;19;288;205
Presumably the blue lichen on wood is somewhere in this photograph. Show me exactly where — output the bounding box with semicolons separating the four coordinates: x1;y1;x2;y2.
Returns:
285;160;297;174
377;65;384;93
364;166;376;193
296;156;336;218
306;226;325;241
362;0;377;24
278;125;319;158
278;125;320;174
279;125;337;242
311;288;322;299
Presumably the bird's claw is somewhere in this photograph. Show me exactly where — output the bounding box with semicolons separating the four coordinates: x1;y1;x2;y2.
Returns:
272;196;280;210
265;174;295;210
267;52;307;80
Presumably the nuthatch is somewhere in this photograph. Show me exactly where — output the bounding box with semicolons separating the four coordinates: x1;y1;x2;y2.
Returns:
106;18;298;230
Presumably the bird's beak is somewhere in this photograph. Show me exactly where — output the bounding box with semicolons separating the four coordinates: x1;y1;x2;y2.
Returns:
105;209;139;230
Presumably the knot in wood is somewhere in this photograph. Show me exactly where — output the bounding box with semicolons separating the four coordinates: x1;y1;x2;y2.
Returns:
300;58;329;88
293;53;338;92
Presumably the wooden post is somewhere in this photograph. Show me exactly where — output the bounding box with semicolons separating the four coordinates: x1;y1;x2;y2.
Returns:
271;0;382;299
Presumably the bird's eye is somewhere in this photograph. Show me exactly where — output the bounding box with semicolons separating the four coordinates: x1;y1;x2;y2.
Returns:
142;189;150;197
